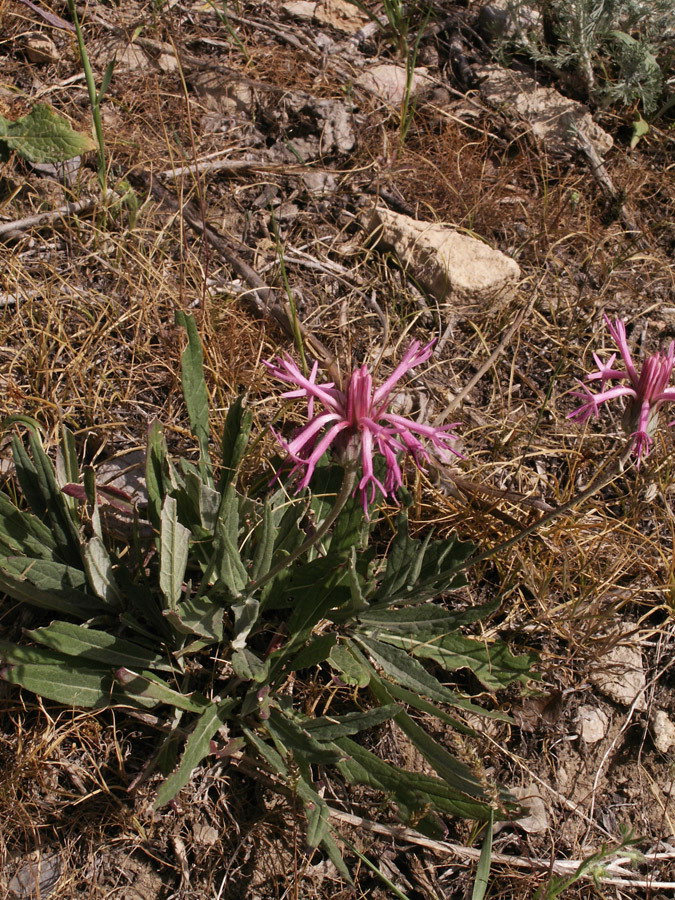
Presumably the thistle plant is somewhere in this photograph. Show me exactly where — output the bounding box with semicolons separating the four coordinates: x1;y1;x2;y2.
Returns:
569;315;675;461
0;314;533;876
499;0;674;114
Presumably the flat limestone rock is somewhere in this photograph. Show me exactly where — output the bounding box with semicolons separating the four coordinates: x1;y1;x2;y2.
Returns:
281;1;369;33
355;64;434;105
590;631;646;709
364;207;520;307
475;65;613;157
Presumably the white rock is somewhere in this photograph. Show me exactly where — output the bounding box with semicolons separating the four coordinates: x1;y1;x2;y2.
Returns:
475;65;613;157
356;64;434;105
281;0;316;19
577;705;609;743
651;710;675;753
590;632;646;709
281;0;368;32
511;786;548;833
364;207;520;307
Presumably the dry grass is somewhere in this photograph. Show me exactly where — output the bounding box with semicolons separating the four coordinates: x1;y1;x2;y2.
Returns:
1;0;674;896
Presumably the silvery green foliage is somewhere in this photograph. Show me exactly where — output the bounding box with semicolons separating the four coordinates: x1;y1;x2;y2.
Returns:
500;0;674;113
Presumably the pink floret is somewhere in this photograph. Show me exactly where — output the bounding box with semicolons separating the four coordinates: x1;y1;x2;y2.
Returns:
569;315;675;462
265;340;462;511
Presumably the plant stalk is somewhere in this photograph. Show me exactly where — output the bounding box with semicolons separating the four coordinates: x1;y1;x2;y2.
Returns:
248;467;357;593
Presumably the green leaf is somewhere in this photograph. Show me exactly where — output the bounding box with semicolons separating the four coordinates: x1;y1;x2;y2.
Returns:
1;658;113;708
81;534;122;607
250;500;275;581
0;104;96;163
27;622;173;672
231;648;269;682
0;555;99;618
176;311;211;482
630;114;650;149
164;593;224;642
288;632;337;671
303;704;400;741
373;514;474;605
0;491;59;561
356;635;465;705
114;668;209;713
382;678;511;726
159;497;190;609
267;708;344;765
336;737;492;822
375;632;536;690
358;599;500;634
472;811;494;900
369;676;486;799
328;641;371;687
212;513;248;596
219;395;252;491
153;699;235;808
243;725;289;775
146;420;170;531
12;433;82;568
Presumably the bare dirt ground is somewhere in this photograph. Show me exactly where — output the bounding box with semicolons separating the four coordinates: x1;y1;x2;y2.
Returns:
0;1;674;897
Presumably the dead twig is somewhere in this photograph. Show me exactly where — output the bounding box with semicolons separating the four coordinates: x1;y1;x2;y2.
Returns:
0;198;96;240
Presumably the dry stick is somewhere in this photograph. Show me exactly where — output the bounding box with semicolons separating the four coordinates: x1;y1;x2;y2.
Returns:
0;198;96;239
448;442;634;577
435;306;528;423
130;171;338;379
327;809;675;889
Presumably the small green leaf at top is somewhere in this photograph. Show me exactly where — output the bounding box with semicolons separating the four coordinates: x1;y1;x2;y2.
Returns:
0;104;96;163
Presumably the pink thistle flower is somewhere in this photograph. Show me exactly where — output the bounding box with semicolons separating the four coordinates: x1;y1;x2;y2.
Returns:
568;315;675;462
265;341;462;511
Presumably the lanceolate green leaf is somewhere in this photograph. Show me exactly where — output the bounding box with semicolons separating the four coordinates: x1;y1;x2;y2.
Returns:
355;635;465;705
267;708;344;766
115;668;210;712
374;631;536;690
27;622;173;672
1;660;113;708
369;676;487;799
0;556;100;618
153;699;235;808
358;599;500;634
146;420;170;531
159;496;190;609
302;704;400;741
12;433;82;567
0;491;59;561
219;395;252;492
176;311;211;482
336;737;492;822
81;534;122;607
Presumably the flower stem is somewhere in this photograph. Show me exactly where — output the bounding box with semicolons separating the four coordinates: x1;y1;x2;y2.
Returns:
451;442;634;576
248;467;358;594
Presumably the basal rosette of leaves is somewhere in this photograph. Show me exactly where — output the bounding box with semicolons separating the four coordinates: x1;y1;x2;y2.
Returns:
0;314;534;875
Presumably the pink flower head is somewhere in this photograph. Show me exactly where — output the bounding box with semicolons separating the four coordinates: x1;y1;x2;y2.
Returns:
568;315;675;462
265;341;462;511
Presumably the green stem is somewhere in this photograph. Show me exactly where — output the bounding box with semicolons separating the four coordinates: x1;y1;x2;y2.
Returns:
248;467;357;594
67;0;107;196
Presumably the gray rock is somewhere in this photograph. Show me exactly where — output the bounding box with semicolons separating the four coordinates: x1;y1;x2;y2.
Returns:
475;64;613;157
